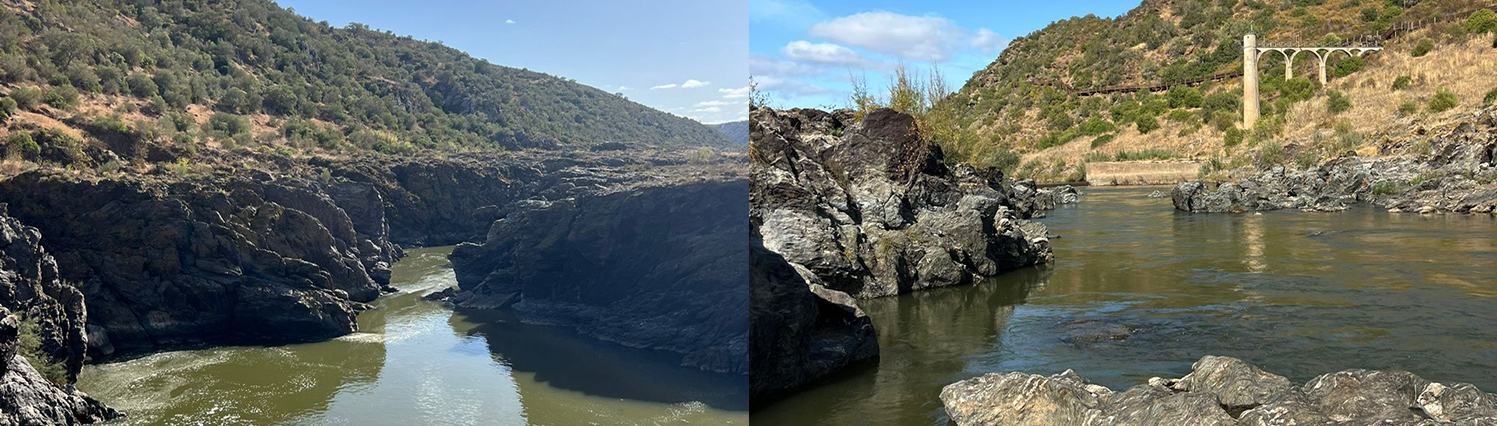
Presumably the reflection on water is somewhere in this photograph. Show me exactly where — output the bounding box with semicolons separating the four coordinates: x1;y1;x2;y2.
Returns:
78;246;748;425
752;186;1497;425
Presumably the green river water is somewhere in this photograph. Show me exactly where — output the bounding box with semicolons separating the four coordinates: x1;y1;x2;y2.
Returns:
753;186;1497;425
77;246;748;425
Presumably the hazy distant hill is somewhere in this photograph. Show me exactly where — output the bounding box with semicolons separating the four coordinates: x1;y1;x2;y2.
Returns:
0;0;732;155
714;120;748;145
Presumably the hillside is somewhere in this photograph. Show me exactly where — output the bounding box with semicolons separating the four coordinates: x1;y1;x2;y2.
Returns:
937;0;1497;181
715;120;748;145
0;0;730;172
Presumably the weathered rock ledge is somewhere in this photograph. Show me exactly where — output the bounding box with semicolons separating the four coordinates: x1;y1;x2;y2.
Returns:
749;243;877;401
942;355;1497;426
1173;107;1497;214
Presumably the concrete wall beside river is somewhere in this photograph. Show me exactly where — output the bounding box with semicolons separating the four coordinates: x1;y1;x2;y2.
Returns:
1086;161;1200;186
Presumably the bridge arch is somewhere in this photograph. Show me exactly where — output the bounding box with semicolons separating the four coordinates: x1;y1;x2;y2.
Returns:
1242;35;1381;128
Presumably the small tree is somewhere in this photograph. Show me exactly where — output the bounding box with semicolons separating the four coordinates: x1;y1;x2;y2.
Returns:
0;97;16;123
1412;38;1434;57
1135;115;1160;134
1465;9;1497;34
9;87;40;110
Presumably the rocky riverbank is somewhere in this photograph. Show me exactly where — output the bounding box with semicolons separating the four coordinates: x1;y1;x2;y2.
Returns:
1172;107;1497;214
749;106;1075;402
941;355;1497;425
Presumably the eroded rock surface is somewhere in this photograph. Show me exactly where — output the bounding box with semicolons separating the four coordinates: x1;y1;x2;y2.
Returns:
941;355;1497;425
750;106;1073;299
1173;107;1497;214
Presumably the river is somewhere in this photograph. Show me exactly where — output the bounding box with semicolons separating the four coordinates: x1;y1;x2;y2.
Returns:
77;246;749;425
751;186;1497;425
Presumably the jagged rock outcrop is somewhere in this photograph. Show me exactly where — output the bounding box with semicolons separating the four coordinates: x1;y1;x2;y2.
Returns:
1173;107;1497;214
749;243;877;401
0;208;118;424
941;355;1497;425
442;164;748;374
0;172;401;357
751;106;1072;299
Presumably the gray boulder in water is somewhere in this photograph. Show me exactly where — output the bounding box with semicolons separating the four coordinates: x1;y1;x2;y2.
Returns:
941;355;1497;425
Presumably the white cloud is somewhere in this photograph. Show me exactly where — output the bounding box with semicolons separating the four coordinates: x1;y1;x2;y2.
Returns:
807;11;1003;62
755;75;832;96
681;79;712;88
650;83;679;90
782;41;870;67
720;86;752;99
693;106;722;113
505;19;516;24
971;28;1006;52
617;85;633;91
751;53;822;77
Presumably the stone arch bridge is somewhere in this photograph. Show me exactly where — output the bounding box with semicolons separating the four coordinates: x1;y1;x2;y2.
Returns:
1242;34;1381;128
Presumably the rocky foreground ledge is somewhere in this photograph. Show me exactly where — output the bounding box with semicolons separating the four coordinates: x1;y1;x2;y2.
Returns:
1173;107;1497;214
941;356;1497;426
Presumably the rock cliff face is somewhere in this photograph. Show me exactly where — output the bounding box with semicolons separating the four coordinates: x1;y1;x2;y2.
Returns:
751;107;1071;299
0;172;401;358
941;356;1497;426
1173;107;1497;214
749;243;877;401
0;208;117;424
442;164;748;374
748;106;1075;401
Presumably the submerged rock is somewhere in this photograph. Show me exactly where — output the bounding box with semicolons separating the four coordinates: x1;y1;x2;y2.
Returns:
750;107;1073;299
940;355;1497;425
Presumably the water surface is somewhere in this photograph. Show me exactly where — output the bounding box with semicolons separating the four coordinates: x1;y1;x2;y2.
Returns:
78;246;748;425
752;186;1497;425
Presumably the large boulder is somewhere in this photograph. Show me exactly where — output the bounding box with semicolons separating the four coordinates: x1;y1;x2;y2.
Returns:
749;243;877;400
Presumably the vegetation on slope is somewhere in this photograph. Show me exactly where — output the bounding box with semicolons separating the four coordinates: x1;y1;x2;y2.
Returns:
0;0;729;174
936;0;1495;181
715;120;749;145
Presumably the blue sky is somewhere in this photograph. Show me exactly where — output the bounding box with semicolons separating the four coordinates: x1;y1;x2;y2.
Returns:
277;0;747;124
751;0;1138;108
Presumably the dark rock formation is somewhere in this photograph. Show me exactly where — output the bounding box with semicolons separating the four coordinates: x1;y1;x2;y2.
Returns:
749;243;876;401
0;172;400;357
443;165;748;374
1173;107;1497;214
751;107;1073;299
941;355;1497;425
0;207;118;424
1;309;120;425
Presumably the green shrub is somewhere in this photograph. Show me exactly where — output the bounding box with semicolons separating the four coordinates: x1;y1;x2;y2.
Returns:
1466;9;1497;34
127;73;159;98
1485;87;1497;105
42;85;79;110
1392;76;1412;91
1327;90;1352;114
1398;101;1419;116
1166;109;1197;123
1412;38;1434;57
1203;91;1239;114
1332;56;1364;77
1210;111;1237;132
1079;117;1116;135
6;133;40;158
1280;78;1317;103
1257;142;1285;168
1224;127;1246;148
16;316;67;385
1427;88;1458;113
1135;115;1160;134
8;87;40;111
1090;133;1115;148
1371;181;1401;195
0;97;15;122
207;112;252;138
1167;86;1204;108
1113;148;1176;161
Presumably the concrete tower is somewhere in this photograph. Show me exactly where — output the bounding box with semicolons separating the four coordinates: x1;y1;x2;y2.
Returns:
1243;33;1259;129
